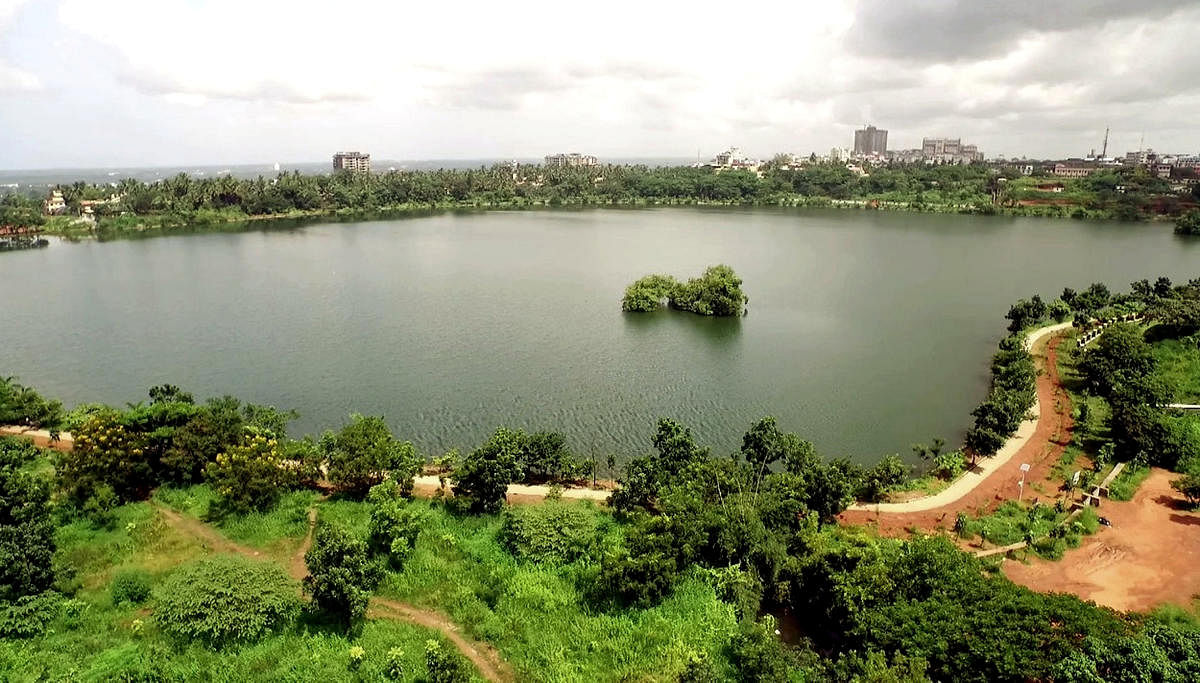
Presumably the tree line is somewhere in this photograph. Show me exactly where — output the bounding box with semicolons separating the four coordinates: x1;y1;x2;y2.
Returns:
3;161;1197;234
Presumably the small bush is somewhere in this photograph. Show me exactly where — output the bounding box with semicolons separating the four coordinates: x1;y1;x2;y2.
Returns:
498;502;600;564
155;555;300;646
0;592;61;638
111;568;152;606
367;497;424;570
424;639;471;683
385;646;406;680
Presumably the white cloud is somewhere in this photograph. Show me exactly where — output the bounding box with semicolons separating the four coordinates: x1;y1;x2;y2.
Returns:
0;0;41;92
0;0;1192;165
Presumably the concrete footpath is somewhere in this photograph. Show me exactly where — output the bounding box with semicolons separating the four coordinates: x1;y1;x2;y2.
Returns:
845;321;1073;514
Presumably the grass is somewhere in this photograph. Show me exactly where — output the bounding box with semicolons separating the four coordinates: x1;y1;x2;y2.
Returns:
958;500;1099;561
32;487;740;682
1150;336;1200;404
12;490;484;682
320;498;740;681
153;484;317;552
1108;464;1153;501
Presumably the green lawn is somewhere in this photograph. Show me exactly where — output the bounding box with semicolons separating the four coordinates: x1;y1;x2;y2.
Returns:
1151;337;1200;404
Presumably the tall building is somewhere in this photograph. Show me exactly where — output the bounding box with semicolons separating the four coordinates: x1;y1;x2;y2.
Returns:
921;138;982;163
544;153;599;167
853;125;888;156
332;151;371;173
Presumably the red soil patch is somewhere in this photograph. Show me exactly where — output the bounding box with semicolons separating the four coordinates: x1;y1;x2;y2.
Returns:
1003;469;1200;612
839;334;1074;534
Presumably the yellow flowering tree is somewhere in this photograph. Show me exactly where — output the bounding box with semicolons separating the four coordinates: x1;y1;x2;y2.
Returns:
205;430;291;514
58;411;151;503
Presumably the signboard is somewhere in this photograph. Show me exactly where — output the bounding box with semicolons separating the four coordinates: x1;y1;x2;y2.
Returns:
1019;463;1031;473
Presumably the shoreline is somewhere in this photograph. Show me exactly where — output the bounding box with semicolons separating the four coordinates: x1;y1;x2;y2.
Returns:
840;321;1075;513
34;196;1176;243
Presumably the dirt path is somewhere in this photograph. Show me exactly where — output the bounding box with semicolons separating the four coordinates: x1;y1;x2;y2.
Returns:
1003;469;1200;612
839;327;1074;534
151;502;512;682
370;599;512;682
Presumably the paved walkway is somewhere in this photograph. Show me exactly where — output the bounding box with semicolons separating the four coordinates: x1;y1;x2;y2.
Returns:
845;321;1073;514
411;474;612;502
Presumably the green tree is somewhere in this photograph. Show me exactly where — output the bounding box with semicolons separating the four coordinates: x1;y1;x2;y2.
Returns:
322;415;421;498
303;525;383;629
621;274;679;312
450;427;526;513
366;480;424;569
1080;323;1157;397
1174;210;1200;235
0;377;64;429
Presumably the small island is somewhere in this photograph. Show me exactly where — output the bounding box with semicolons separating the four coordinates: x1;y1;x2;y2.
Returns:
622;264;748;316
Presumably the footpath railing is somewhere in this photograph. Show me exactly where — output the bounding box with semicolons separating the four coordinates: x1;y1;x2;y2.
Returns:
1076;314;1146;348
972;461;1126;558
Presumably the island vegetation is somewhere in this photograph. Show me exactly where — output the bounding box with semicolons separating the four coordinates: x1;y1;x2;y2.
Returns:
2;276;1200;680
621;265;748;316
2;161;1198;243
1177;210;1200;235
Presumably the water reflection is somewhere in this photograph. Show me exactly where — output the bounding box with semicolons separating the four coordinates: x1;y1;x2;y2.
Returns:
622;310;743;350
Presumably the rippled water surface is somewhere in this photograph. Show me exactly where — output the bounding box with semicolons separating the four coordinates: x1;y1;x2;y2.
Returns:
4;207;1198;462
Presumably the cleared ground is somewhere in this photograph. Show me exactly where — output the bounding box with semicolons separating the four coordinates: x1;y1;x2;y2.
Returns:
1003;468;1200;612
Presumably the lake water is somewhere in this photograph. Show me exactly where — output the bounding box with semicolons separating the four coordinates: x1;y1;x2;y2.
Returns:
3;207;1197;464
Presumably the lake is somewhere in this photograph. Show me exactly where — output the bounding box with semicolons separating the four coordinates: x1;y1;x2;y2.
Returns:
4;207;1197;464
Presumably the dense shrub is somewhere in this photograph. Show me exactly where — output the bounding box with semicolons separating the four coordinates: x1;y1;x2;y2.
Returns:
498;502;600;564
0;438;56;602
0;592;61;638
622;265;748;316
110;568;152;606
669;264;749;316
303;524;383;628
854;455;908;503
1005;294;1049;332
621;273;679;312
156;555;300;646
964;337;1037;457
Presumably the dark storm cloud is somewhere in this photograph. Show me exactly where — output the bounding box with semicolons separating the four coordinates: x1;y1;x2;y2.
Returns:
847;0;1195;62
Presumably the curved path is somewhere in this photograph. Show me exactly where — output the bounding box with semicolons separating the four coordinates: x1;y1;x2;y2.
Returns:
151;501;512;682
839;322;1075;532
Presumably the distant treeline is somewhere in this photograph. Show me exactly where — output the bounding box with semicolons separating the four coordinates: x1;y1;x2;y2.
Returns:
3;161;1197;236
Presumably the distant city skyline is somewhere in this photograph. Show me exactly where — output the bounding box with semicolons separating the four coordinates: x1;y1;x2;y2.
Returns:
1;0;1198;169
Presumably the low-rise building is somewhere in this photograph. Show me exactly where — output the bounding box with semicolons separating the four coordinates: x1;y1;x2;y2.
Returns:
1051;162;1101;178
544;153;599;167
44;190;66;215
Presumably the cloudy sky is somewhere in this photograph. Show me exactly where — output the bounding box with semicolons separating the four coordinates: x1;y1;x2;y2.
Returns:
1;0;1197;169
